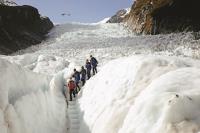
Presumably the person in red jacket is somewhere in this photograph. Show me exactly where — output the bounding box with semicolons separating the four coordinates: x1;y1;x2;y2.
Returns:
67;77;76;101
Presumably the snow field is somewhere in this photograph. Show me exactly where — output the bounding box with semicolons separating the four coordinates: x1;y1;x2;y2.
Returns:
79;55;200;133
15;23;200;63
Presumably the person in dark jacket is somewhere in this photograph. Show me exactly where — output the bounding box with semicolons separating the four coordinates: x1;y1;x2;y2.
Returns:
90;55;98;75
72;68;80;93
85;59;91;79
80;66;87;86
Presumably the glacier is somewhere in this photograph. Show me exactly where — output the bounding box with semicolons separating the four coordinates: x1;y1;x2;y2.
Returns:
1;22;200;133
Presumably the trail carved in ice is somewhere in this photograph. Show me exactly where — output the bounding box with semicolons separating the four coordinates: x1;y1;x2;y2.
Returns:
68;100;80;133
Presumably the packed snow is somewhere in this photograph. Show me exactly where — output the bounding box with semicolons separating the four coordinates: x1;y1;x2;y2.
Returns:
1;22;200;133
0;58;69;133
79;55;200;133
3;54;69;75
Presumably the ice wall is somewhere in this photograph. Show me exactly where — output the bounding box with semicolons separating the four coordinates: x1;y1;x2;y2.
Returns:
0;58;69;133
3;54;69;76
79;55;200;133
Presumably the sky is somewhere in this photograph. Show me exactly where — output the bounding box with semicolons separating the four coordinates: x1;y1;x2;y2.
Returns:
15;0;133;23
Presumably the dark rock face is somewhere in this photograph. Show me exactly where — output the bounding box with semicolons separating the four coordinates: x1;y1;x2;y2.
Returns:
153;0;200;34
107;9;129;23
126;0;200;34
0;5;54;54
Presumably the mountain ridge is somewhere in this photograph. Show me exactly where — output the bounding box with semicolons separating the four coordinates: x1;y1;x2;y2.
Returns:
125;0;200;34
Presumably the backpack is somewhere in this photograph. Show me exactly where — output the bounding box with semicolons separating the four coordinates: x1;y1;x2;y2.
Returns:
91;57;98;66
68;80;76;90
74;72;80;81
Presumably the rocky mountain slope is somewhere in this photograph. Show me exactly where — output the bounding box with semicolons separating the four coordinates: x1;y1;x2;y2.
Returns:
125;0;200;34
0;0;17;6
107;8;130;23
0;4;53;55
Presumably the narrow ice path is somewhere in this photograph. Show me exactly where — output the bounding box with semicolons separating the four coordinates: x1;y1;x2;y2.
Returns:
68;99;80;133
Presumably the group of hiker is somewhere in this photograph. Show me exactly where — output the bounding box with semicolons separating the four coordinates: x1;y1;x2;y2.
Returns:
65;55;98;101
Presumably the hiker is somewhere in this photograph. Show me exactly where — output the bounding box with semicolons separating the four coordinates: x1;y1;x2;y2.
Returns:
72;68;80;93
90;55;98;75
85;59;91;79
80;66;87;86
67;77;76;101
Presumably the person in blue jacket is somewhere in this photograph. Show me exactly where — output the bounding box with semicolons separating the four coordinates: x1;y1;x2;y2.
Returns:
90;55;98;75
72;68;80;93
85;59;91;79
80;66;87;86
